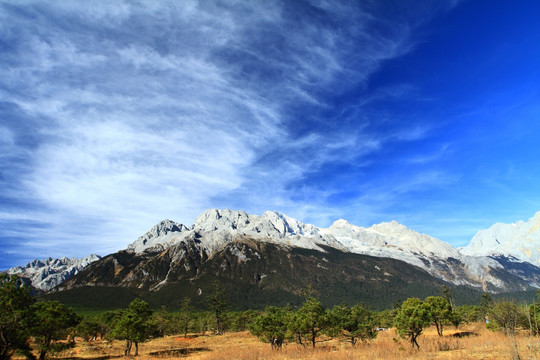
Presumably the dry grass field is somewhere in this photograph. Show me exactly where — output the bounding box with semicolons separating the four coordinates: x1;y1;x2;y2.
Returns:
32;322;540;360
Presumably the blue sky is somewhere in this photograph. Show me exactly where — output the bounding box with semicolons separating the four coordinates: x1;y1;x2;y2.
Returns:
2;0;540;269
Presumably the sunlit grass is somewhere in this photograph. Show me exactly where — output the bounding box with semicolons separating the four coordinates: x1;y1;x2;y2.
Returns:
22;322;540;360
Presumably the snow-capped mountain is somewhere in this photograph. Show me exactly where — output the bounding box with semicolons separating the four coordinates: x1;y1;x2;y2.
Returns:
461;211;540;266
19;209;540;299
7;254;101;291
123;208;534;292
51;208;540;310
128;209;344;255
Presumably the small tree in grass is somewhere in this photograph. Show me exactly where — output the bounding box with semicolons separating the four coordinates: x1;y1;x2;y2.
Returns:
394;298;431;349
112;299;153;356
327;304;377;345
250;306;290;350
425;296;452;336
30;301;80;360
292;297;327;348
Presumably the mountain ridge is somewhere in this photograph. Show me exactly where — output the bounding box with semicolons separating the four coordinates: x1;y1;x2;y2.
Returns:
8;209;540;295
6;254;101;291
121;208;529;292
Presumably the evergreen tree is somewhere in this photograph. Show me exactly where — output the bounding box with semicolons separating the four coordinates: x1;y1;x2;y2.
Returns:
0;275;34;360
98;310;123;340
529;293;540;335
455;304;480;323
250;306;290;349
76;316;101;342
292;297;327;348
112;299;153;356
479;293;493;321
205;281;228;334
394;298;431;349
440;285;455;310
30;301;80;360
178;297;193;337
425;296;452;336
327;303;376;345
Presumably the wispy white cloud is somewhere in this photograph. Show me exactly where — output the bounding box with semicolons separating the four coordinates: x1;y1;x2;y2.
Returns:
0;0;457;267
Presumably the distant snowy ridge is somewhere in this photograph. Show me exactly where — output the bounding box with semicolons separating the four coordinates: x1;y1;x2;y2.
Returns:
126;208;529;291
7;254;101;291
461;211;540;266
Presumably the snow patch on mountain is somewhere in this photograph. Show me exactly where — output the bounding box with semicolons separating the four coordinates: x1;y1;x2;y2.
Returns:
461;212;540;266
7;254;101;291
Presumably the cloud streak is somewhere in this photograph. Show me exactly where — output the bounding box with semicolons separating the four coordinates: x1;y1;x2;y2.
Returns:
0;0;460;268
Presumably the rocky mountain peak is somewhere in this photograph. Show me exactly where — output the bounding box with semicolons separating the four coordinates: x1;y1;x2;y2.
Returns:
7;254;101;291
193;208;253;232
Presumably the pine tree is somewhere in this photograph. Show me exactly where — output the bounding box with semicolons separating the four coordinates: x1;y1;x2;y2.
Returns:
112;299;153;356
250;306;290;349
394;298;431;349
205;281;228;334
425;296;452;336
0;275;34;360
30;301;80;360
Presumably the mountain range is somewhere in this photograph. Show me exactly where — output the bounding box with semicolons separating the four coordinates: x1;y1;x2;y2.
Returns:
8;209;540;309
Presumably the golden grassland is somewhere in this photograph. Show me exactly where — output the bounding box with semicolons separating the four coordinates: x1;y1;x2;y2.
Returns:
32;323;540;360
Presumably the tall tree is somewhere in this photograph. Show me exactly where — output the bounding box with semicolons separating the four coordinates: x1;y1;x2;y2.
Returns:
112;299;153;356
440;285;455;310
205;281;228;334
30;301;80;360
394;298;431;349
293;297;327;348
178;297;193;337
425;296;452;336
529;293;540;335
0;275;34;360
479;293;494;321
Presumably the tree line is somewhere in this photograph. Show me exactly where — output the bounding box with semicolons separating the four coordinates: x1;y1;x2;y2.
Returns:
3;274;540;359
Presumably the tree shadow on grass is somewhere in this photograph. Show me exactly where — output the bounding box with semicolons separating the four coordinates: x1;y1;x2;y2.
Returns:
55;347;210;359
55;356;124;360
149;347;210;357
452;331;479;338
